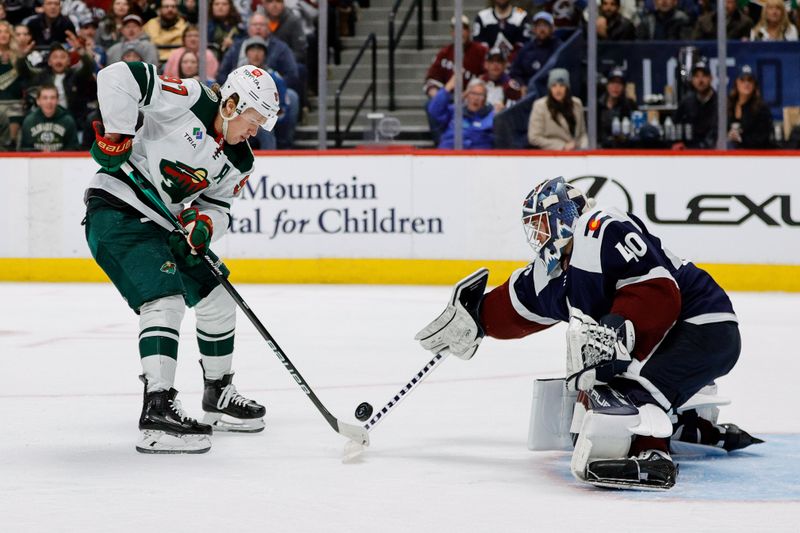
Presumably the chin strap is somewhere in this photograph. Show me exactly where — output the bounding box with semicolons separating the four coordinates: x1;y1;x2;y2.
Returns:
218;102;237;144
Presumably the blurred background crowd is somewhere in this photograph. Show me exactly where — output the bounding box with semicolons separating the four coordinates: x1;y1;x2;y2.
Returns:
0;0;798;151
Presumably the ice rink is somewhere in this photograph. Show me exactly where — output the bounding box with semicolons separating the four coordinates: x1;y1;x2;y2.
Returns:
1;282;798;532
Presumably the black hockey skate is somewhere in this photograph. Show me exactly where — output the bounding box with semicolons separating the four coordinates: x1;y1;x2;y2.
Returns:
137;378;213;454
586;450;678;491
202;372;266;433
673;409;764;452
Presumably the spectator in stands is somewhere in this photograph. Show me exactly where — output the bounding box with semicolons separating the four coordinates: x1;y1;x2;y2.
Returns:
597;0;636;40
0;20;29;147
424;15;487;98
692;0;752;39
535;0;585;32
0;110;11;151
481;48;522;112
207;0;244;58
510;11;560;89
162;25;218;79
672;59;716;149
75;17;106;71
105;13;159;64
598;67;637;146
18;84;79;151
259;0;306;64
62;0;104;30
727;64;773;149
179;0;199;24
29;41;97;134
472;0;530;58
427;76;495;149
25;0;77;46
240;35;298;148
750;0;798;40
636;0;692;40
5;0;35;25
216;13;298;89
14;23;43;65
527;68;587;150
97;0;131;48
130;0;157;22
143;0;188;62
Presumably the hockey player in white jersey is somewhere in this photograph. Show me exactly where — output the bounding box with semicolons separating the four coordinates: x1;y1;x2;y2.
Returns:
84;62;280;453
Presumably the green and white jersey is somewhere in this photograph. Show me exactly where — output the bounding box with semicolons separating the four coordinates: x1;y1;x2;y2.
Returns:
88;61;254;240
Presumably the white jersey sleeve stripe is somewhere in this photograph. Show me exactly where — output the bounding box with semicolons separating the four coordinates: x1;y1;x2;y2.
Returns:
615;266;677;291
508;268;560;325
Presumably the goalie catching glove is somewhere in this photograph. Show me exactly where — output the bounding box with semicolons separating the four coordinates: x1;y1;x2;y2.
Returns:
90;121;133;172
415;268;490;360
566;308;634;391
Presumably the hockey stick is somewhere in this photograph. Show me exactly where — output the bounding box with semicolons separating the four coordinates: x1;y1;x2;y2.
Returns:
362;352;448;432
120;162;369;446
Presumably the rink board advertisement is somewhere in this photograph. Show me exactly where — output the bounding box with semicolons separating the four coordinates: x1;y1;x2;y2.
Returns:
0;153;798;289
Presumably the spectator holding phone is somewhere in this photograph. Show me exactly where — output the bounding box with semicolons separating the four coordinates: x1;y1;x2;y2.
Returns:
727;65;773;149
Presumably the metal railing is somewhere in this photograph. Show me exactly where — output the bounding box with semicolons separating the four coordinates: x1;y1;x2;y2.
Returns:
388;0;424;110
334;33;378;148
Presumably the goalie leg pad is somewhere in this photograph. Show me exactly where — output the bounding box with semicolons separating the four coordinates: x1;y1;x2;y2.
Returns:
527;378;578;451
570;385;673;484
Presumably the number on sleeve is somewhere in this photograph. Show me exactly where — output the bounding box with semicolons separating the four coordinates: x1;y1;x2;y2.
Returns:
614;233;648;263
159;75;188;96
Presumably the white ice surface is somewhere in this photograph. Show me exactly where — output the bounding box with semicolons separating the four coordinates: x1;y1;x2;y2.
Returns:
1;283;798;532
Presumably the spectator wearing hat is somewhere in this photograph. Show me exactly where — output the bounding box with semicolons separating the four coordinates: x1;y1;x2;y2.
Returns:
162;24;219;79
142;0;188;62
472;0;530;58
692;0;753;40
105;14;159;64
528;68;587;150
509;11;561;89
597;0;636;40
481;48;522;112
427;76;495;149
25;0;77;46
750;0;798;40
673;60;717;149
29;41;97;134
73;17;107;71
61;0;106;31
424;15;488;98
598;67;637;146
636;0;692;40
18;84;80;151
727;65;774;149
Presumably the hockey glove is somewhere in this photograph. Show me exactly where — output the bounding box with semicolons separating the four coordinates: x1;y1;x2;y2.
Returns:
414;268;489;360
565;308;633;392
169;207;213;266
90;121;133;172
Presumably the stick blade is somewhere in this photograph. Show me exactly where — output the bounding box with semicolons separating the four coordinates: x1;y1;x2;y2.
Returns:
338;421;370;446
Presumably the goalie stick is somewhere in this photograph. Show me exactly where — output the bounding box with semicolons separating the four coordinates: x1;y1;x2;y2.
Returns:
121;162;369;446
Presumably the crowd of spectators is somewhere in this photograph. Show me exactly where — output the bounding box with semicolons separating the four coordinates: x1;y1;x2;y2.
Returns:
422;0;800;150
0;0;338;151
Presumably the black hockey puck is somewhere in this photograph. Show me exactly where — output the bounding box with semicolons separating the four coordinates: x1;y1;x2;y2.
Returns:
355;402;374;422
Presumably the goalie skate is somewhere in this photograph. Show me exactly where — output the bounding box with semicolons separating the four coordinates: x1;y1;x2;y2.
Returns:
202;373;266;433
585;450;678;491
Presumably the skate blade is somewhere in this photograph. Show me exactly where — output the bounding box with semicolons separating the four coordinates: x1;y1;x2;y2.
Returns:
136;430;212;454
583;477;674;491
203;412;265;433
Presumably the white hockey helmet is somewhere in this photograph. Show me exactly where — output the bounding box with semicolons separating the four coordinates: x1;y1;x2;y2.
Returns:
219;65;280;132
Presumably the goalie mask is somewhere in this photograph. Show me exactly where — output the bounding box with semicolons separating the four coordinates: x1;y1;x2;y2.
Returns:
522;177;588;276
219;65;280;136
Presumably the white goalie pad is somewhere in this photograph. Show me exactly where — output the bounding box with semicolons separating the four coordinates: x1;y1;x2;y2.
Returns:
527;378;578;451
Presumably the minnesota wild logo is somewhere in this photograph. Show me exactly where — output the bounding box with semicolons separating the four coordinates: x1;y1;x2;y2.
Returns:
160;261;177;275
159;159;209;203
